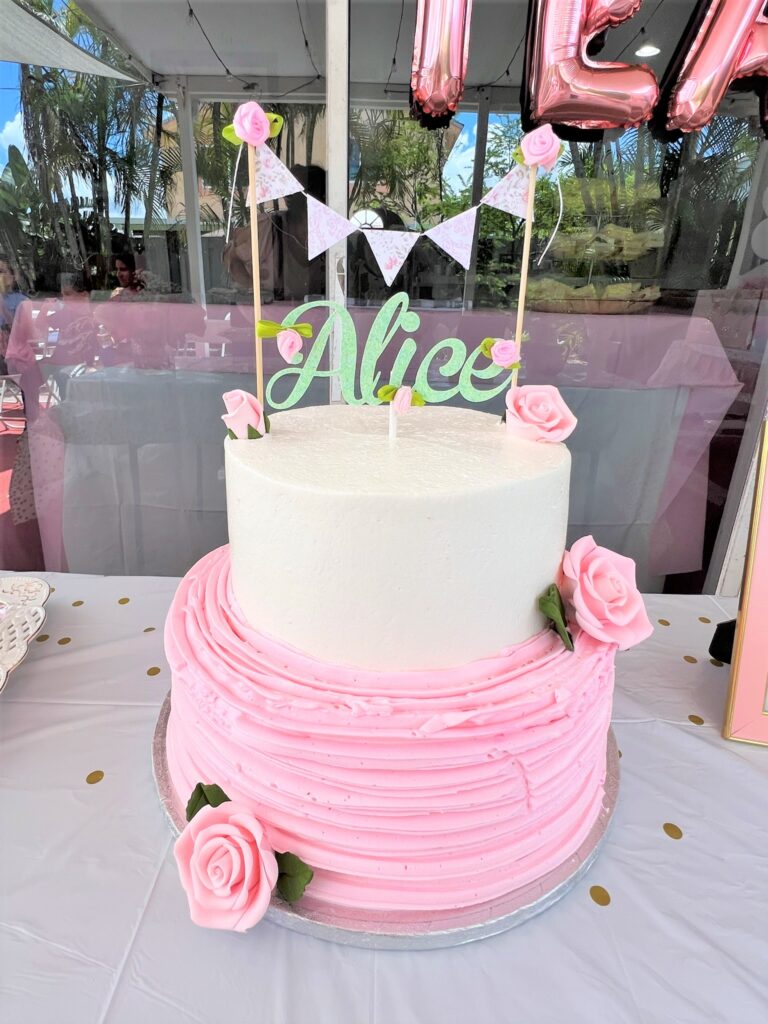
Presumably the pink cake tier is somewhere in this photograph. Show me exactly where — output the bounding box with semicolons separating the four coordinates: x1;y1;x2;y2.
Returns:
165;545;616;914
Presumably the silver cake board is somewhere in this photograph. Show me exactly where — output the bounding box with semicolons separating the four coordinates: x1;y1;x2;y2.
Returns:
153;694;619;950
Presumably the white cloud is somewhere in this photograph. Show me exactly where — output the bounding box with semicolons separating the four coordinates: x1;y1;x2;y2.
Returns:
0;112;26;167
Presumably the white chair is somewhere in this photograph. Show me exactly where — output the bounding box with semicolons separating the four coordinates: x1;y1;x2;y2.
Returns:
0;374;24;430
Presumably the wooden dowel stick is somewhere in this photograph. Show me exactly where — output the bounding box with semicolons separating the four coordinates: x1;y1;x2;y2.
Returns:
247;143;265;408
510;163;538;389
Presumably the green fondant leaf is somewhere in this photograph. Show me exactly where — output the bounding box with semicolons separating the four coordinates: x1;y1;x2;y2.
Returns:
185;782;231;822
377;384;397;402
480;337;495;359
267;113;284;138
222;123;240;147
275;851;314;903
264;414;271;434
226;428;238;441
538;584;574;652
293;322;314;338
246;424;263;440
257;319;282;338
411;390;426;407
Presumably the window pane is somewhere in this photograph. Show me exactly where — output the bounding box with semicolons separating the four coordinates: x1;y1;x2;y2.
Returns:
0;5;326;576
346;3;768;595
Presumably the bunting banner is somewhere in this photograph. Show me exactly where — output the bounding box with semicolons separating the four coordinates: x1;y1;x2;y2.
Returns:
253;144;304;205
306;194;357;261
234;143;527;271
361;229;421;286
481;164;531;220
424;206;478;269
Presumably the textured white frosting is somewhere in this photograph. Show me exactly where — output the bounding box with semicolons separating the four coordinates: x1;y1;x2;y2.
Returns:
225;405;570;670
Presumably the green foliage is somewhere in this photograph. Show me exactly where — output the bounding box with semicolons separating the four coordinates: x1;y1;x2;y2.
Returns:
185;783;231;822
538;584;574;653
275;852;314;903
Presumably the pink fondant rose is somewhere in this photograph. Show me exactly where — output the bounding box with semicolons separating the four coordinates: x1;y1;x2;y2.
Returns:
505;385;576;442
520;124;561;172
233;101;271;147
222;389;265;438
561;536;653;651
174;802;279;932
276;328;303;363
392;385;413;414
490;339;520;368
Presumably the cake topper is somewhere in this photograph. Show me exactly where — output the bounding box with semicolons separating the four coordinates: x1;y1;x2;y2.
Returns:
225;102;285;410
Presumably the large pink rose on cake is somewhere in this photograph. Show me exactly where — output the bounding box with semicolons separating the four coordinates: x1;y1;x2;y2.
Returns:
505;385;577;442
222;389;265;438
561;535;652;650
174;802;279;931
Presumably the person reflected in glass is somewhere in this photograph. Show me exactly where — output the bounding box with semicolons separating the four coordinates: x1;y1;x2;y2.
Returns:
0;256;28;376
110;250;144;301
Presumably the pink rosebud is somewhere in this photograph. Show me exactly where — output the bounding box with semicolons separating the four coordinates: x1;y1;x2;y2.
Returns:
222;389;265;438
490;339;520;368
233;101;271;147
392;386;413;414
520;125;561;172
561;536;653;651
276;328;303;363
505;385;576;443
174;802;279;932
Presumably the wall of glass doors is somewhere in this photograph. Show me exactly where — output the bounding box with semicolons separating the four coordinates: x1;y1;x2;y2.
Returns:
0;0;766;598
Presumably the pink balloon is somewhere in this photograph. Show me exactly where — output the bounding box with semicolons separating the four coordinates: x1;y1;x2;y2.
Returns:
411;0;474;127
665;0;768;134
526;0;659;130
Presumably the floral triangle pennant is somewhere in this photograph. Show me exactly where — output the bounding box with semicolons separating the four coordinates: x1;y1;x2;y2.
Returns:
249;145;304;205
481;164;530;220
424;207;478;269
306;194;357;260
361;229;420;286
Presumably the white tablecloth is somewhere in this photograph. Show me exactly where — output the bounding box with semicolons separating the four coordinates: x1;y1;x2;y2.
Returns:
1;576;767;1024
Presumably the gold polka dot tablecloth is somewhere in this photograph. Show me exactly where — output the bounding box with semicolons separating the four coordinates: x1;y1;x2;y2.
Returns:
2;581;767;1023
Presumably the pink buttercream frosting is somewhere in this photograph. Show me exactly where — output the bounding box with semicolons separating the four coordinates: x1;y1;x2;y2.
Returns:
165;546;616;914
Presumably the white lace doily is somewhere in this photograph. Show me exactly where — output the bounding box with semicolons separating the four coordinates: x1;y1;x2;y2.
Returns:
0;577;50;694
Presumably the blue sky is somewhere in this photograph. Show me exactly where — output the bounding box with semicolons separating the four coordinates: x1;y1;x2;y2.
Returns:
0;62;23;166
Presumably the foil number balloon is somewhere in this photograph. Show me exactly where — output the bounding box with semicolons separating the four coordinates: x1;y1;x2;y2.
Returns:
658;0;768;137
521;0;768;138
411;0;474;128
522;0;659;132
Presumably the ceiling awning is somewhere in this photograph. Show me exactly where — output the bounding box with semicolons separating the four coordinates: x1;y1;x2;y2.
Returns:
0;0;135;80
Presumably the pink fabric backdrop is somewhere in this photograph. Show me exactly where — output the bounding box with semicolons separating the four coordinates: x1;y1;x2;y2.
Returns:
7;299;741;580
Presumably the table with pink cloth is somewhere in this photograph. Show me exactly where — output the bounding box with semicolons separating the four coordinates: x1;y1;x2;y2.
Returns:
9;299;740;584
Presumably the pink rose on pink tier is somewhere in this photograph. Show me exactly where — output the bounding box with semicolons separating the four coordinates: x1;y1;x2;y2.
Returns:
520;125;561;172
174;802;279;931
276;328;303;363
505;385;576;442
222;389;265;438
392;385;413;414
561;535;653;651
490;339;520;368
233;101;271;147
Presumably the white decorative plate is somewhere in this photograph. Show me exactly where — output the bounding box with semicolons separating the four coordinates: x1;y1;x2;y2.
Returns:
0;576;51;695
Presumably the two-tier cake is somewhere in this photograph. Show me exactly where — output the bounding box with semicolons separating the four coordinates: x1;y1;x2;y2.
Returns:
163;401;651;929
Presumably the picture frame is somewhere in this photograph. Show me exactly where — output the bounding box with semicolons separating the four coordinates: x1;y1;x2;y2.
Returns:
723;419;768;746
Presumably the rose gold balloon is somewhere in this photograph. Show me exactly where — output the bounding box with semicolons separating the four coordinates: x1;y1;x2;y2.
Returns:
665;0;768;134
526;0;659;130
411;0;474;127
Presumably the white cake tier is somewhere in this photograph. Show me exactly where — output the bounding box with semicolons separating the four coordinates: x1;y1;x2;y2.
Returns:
225;404;570;670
